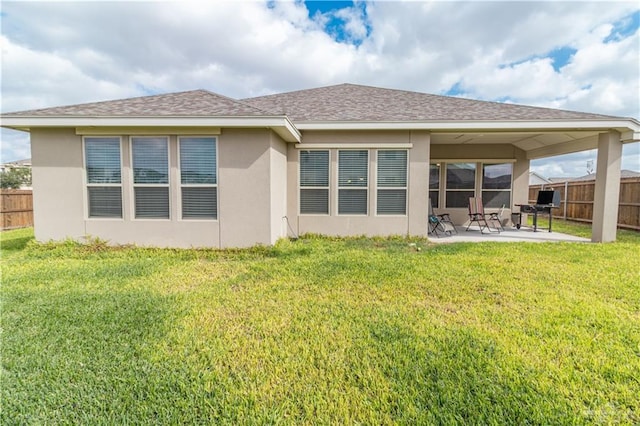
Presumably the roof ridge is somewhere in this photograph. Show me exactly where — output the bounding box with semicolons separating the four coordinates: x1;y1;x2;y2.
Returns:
204;89;276;115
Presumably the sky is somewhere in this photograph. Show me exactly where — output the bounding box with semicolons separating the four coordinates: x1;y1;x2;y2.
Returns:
1;0;639;178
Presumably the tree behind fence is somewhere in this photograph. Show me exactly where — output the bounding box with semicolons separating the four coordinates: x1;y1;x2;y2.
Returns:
529;177;640;231
1;190;33;230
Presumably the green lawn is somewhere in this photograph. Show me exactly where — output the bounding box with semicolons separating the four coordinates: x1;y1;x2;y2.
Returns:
1;225;639;424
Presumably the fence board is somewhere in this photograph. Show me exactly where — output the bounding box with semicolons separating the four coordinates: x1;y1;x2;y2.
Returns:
530;177;640;230
1;190;34;230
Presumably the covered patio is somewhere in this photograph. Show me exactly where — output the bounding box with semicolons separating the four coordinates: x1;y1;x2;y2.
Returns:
430;127;640;243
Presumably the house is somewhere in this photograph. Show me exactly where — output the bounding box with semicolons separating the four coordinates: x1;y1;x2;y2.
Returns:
0;158;32;173
0;158;32;189
568;169;640;182
1;84;639;247
547;170;640;184
529;171;552;186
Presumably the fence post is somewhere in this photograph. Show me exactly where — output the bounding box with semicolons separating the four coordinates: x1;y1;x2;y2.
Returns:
563;181;568;219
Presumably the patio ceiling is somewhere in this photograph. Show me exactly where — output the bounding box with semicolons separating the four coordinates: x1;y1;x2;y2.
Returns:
430;130;601;159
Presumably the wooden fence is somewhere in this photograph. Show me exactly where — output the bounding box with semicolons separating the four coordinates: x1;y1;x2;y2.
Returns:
529;177;640;231
1;190;33;230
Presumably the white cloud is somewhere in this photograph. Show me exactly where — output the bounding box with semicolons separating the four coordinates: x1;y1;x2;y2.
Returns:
0;0;638;175
0;35;138;111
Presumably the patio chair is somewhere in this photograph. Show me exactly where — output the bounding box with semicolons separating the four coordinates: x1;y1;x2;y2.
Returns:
466;197;501;233
428;198;457;237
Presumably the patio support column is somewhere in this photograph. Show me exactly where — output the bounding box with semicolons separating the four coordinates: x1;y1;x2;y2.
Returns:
512;147;529;223
408;131;430;237
592;131;622;242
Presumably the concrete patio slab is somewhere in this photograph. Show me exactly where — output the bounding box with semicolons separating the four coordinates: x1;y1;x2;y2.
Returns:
428;226;590;243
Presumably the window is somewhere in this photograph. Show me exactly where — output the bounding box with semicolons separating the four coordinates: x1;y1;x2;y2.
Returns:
446;163;475;208
482;163;512;208
377;150;407;215
300;150;329;214
180;137;217;219
429;163;440;208
84;137;122;218
132;137;169;219
338;150;368;215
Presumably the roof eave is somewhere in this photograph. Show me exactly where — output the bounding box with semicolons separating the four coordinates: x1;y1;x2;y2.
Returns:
295;118;640;138
0;115;302;143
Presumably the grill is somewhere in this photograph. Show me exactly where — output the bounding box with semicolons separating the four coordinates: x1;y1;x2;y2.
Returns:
514;190;561;232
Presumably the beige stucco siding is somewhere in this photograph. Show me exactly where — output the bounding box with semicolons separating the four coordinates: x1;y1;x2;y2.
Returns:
30;127;287;248
430;143;521;161
86;220;220;247
29;126;533;248
512;147;530;207
31;128;85;241
299;130;412;145
407;131;430;236
269;133;288;244
218;128;283;248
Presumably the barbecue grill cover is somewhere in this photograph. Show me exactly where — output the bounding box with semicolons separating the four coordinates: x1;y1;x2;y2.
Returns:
536;190;560;206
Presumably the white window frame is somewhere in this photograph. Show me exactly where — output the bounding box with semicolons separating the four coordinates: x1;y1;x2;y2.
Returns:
299;149;330;215
337;149;369;216
376;149;408;216
83;136;123;220
130;136;170;220
178;136;218;221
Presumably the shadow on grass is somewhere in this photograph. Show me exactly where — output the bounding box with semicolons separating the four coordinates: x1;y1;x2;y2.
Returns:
0;258;196;424
0;228;34;251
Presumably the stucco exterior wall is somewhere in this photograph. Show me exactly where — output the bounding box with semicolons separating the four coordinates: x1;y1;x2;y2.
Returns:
269;132;288;244
218;128;286;248
31;128;85;241
407;131;430;236
30;127;287;248
30;127;533;248
512;147;530;208
430;143;520;161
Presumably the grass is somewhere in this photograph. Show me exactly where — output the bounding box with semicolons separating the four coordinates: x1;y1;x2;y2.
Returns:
525;216;640;242
1;225;639;424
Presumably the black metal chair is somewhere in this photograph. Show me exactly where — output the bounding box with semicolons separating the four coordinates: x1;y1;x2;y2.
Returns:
428;198;457;237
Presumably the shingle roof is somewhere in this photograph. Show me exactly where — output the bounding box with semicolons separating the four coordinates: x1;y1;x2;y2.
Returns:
4;90;269;117
242;83;619;122
573;170;640;181
3;83;622;122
